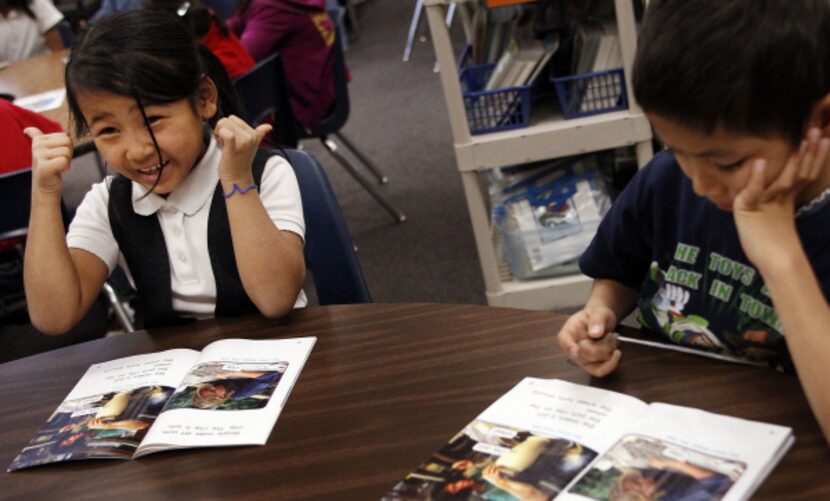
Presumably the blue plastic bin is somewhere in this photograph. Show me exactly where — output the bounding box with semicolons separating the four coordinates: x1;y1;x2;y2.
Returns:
551;68;628;119
459;64;532;135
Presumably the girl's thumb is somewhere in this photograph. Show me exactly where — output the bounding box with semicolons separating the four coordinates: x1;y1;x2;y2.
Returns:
24;127;43;139
254;123;273;140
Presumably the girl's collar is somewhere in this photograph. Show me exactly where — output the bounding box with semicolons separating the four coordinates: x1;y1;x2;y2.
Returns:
132;136;220;217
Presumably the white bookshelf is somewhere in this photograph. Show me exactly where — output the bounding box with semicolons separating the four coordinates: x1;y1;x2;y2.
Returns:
425;0;653;310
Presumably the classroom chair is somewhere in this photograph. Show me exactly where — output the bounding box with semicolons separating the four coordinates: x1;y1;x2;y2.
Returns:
233;46;406;223
233;53;300;149
57;19;76;47
0;169;33;321
296;19;407;223
0;168;111;361
54;0;97;32
201;0;235;18
279;148;371;304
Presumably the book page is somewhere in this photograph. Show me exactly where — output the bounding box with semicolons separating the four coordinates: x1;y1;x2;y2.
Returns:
383;378;648;500
136;337;316;456
477;378;649;454
562;403;793;501
14;88;66;113
8;349;199;471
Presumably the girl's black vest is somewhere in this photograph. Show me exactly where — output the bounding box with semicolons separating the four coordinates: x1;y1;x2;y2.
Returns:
108;152;272;328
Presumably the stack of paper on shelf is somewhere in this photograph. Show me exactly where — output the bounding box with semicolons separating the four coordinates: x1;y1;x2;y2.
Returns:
486;35;560;90
573;22;624;112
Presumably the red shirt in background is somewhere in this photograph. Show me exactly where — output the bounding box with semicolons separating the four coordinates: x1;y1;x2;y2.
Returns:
0;99;63;174
202;19;256;80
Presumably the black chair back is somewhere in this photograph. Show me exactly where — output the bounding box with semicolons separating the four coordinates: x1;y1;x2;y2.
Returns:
0;169;34;241
57;20;76;47
233;53;299;148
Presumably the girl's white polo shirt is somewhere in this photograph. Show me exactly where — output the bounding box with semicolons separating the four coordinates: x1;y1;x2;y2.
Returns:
67;138;307;318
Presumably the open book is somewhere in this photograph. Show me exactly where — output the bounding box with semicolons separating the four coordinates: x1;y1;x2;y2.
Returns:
8;337;316;471
385;378;793;500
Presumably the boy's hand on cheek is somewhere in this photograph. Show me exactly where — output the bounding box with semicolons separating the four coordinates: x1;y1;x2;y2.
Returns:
733;128;830;269
556;305;621;377
24;127;73;200
215;115;273;183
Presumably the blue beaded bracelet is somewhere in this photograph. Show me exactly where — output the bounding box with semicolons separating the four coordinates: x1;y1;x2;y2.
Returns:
223;182;258;199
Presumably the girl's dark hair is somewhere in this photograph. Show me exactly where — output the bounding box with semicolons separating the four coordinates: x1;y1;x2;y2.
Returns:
65;9;242;138
7;0;35;19
633;0;830;145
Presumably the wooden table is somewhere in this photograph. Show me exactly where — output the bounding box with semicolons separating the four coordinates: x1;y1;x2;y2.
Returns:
0;303;828;499
0;50;69;129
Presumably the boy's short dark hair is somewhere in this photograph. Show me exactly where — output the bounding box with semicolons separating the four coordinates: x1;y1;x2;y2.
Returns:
633;0;830;145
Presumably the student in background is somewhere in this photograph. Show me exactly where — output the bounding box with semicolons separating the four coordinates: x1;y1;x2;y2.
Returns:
88;0;143;22
0;0;64;62
24;10;306;335
146;0;255;79
0;98;62;174
226;0;335;130
557;0;830;445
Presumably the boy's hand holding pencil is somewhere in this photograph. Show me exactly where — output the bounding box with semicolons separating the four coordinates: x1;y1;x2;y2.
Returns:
556;304;622;377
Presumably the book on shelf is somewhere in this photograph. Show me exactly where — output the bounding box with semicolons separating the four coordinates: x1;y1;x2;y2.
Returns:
570;22;624;112
7;337;316;471
486;38;520;90
487;37;558;90
572;22;622;75
485;11;515;64
470;0;545;68
525;33;560;85
591;31;622;72
384;378;793;500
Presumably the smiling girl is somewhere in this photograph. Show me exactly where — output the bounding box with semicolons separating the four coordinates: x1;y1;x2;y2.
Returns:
24;10;306;333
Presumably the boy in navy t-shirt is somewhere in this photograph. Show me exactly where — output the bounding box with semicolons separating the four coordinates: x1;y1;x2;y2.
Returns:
557;0;830;445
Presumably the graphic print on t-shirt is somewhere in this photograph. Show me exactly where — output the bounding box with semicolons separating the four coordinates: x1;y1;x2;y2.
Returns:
637;242;789;368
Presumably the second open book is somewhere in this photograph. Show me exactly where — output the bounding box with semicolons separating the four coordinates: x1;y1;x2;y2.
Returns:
8;337;315;471
385;378;793;501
